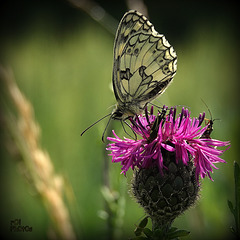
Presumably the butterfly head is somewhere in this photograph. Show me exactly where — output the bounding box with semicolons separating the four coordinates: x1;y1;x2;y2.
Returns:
111;107;124;120
112;104;133;121
112;101;147;121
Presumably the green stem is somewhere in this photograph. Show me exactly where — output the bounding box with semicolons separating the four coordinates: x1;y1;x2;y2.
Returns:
152;218;172;233
234;161;240;236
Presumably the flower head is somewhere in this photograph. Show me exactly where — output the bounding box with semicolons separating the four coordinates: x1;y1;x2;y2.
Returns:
107;106;230;181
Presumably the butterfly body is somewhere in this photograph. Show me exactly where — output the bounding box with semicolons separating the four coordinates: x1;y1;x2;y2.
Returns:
201;119;214;139
112;10;177;121
199;100;218;140
112;101;146;120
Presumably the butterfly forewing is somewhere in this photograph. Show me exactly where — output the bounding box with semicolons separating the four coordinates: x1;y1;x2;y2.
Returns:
113;12;153;61
112;10;177;120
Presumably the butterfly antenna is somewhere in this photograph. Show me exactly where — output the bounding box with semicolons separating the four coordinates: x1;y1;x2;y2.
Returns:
147;102;163;110
81;113;112;136
101;113;113;143
200;98;213;120
175;104;190;110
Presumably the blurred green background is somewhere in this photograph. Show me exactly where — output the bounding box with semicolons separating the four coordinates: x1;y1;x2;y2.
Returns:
0;0;239;239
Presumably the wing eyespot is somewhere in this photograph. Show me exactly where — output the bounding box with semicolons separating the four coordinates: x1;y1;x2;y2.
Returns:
127;48;132;54
134;48;139;55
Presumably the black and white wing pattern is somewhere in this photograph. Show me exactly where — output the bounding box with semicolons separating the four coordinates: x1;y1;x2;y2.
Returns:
111;10;177;120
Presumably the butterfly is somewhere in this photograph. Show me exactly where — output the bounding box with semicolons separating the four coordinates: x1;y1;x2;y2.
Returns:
111;10;177;121
81;10;177;141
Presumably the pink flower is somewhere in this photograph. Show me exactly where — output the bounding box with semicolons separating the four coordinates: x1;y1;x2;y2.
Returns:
107;106;230;181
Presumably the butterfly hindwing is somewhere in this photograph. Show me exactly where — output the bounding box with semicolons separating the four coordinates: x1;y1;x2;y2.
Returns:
112;10;177;120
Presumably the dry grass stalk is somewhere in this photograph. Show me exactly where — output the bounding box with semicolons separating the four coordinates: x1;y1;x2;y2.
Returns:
0;66;76;240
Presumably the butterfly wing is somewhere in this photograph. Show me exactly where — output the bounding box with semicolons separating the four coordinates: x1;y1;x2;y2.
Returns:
112;10;177;114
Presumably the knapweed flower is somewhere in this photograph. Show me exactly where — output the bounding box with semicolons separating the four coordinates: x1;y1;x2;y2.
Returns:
107;106;230;228
107;106;230;181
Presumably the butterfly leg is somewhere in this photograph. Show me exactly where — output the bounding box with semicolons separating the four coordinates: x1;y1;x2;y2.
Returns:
122;120;137;140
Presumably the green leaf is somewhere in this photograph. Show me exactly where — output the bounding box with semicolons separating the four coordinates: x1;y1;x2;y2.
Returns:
152;228;164;239
143;228;153;238
130;236;148;240
227;200;235;216
139;217;149;229
168;227;178;233
229;226;236;234
135;227;143;237
168;230;190;239
135;217;149;236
